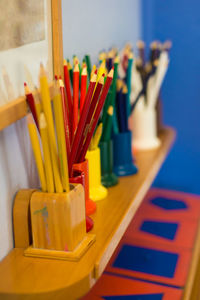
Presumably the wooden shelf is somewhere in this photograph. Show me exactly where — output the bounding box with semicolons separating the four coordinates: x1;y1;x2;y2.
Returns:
0;85;54;131
0;127;175;300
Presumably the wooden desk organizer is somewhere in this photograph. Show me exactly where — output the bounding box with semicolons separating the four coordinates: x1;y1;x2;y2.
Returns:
19;184;95;261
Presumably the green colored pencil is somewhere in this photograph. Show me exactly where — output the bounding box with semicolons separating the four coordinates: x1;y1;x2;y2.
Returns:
101;105;114;141
67;59;73;86
85;54;92;79
101;90;112;126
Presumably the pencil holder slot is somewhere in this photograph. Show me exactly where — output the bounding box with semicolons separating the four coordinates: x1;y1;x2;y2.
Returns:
24;184;96;261
86;147;108;201
132;106;161;150
73;159;97;216
113;130;138;176
99;140;118;187
69;170;94;232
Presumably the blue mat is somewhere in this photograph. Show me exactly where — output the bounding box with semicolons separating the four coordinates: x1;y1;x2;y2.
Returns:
151;197;188;211
140;221;178;240
113;245;178;278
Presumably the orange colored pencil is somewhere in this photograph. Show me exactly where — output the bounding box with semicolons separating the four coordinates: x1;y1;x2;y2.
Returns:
59;78;71;157
78;68;114;162
80;66;87;114
68;71;97;173
72;63;79;135
24;83;39;131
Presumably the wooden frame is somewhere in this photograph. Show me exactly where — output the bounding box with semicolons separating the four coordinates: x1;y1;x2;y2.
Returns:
0;0;63;131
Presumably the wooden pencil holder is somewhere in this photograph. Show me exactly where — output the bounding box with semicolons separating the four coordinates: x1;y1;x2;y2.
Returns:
24;184;96;261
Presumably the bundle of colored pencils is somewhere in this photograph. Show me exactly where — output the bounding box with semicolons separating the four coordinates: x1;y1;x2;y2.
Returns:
25;57;113;193
115;80;129;133
130;40;171;112
98;45;134;141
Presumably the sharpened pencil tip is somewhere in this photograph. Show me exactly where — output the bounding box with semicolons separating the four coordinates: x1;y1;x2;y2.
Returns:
107;67;114;78
74;63;79;72
99;74;105;84
81;66;87;76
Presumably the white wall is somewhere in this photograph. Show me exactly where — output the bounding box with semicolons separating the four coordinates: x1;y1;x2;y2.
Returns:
0;118;39;261
0;0;140;261
62;0;141;63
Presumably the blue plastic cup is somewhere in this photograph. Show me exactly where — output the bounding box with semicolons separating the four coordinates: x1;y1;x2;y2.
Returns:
113;130;138;176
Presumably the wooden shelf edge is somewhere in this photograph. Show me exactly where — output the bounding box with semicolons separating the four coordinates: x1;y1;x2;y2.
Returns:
0;96;27;131
0;84;54;131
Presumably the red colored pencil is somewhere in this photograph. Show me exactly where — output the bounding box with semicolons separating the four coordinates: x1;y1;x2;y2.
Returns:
78;68;114;162
72;63;79;135
80;66;87;114
63;60;73;124
59;78;71;157
68;71;97;173
24;83;39;131
75;74;105;162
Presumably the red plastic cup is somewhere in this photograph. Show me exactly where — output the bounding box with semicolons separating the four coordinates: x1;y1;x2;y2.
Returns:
69;169;94;232
73;159;97;216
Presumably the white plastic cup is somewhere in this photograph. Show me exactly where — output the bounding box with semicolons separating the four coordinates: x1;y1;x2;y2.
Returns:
132;105;161;151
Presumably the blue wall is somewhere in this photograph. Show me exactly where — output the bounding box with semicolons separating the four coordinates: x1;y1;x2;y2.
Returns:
142;0;200;194
62;0;140;65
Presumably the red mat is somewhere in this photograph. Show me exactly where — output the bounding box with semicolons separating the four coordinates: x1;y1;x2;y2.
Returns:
81;188;200;299
106;235;192;287
137;188;200;221
124;212;198;249
82;273;182;300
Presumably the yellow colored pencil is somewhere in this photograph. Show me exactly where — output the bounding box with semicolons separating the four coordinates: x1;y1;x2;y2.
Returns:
27;113;47;192
89;137;94;151
97;60;106;82
39;64;63;193
39;113;54;193
53;81;70;193
92;123;103;150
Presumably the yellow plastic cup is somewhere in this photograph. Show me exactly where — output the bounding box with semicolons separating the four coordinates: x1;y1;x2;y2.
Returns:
86;147;108;201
